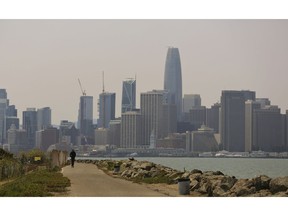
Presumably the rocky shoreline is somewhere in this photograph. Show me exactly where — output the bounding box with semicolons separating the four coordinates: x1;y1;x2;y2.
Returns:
76;159;288;197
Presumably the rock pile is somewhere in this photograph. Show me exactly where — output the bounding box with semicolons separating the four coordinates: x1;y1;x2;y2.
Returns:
76;159;288;197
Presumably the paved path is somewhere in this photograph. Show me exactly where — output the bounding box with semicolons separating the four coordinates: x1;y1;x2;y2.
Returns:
61;163;167;197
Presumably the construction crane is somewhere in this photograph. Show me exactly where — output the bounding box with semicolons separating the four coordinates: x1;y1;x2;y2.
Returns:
78;78;86;96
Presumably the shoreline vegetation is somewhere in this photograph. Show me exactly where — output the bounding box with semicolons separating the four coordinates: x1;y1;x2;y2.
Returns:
0;149;70;197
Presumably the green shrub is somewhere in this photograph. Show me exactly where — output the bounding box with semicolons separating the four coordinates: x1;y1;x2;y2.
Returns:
0;168;71;196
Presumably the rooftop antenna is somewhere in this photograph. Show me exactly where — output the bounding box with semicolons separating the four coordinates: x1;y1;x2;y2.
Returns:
101;71;106;127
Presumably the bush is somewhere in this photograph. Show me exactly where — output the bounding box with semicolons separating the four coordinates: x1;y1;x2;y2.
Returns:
0;168;71;196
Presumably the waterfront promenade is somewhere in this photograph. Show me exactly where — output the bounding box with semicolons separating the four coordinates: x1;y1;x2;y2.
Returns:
61;163;172;197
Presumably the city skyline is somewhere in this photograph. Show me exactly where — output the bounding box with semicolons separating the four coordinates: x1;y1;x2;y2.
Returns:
1;20;288;124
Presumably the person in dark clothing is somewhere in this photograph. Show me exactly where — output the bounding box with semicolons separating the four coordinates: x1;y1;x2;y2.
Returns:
70;149;76;168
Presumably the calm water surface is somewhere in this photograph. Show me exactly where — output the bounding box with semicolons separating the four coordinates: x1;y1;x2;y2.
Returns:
78;157;288;179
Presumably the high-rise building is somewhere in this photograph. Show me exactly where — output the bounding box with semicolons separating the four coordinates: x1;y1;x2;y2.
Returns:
256;98;271;108
220;90;255;152
206;103;221;133
253;106;285;152
109;119;121;147
7;124;28;154
164;47;182;121
78;96;93;138
59;120;79;145
120;110;142;148
0;89;7;143
245;100;261;152
140;90;165;146
94;128;110;146
35;127;59;151
37;107;51;130
121;79;136;114
183;94;201;113
23;108;37;149
189;106;207;130
98;92;115;128
6;105;19;139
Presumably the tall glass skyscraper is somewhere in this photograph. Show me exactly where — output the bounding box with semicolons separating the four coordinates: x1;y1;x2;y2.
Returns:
78;96;93;138
121;79;136;114
37;107;52;130
98;92;116;128
164;47;183;121
23;108;37;149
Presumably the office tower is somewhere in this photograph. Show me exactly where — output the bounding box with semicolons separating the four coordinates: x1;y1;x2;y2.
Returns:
95;128;110;145
23;108;37;149
6;105;17;117
59;120;79;145
6;105;19;138
0;89;7;143
189;106;207;130
253;106;285;152
109;119;121;147
121;79;136;114
241;90;256;101
140;90;165;146
256;98;271;108
98;92;116;128
220;90;255;152
120;110;142;148
37;107;51;130
164;47;182;121
206;103;221;133
35;127;59;151
245;100;261;152
162;103;177;137
78;95;93;138
7;124;28;154
183;94;201;113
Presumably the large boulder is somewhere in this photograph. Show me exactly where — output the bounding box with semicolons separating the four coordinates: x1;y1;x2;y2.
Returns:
252;175;271;191
269;177;288;194
140;162;154;171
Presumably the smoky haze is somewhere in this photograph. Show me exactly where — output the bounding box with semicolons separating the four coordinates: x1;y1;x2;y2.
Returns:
1;19;288;125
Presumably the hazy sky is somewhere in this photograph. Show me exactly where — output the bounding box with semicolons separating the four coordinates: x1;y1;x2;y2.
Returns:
1;20;288;124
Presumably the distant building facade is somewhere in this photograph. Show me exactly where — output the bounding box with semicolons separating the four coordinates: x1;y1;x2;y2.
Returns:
78;95;93;138
36;127;59;152
37;107;51;130
140;90;165;146
95;128;110;146
189;106;207;130
183;94;201;113
7;124;29;154
121;79;136;114
23;108;37;149
186;125;219;153
206;103;221;133
220;90;255;152
98;92;116;128
109;119;121;147
164;47;183;121
59;120;79;145
253;106;285;152
120;110;142;148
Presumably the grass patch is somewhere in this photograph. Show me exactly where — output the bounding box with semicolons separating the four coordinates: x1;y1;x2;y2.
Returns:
0;168;71;197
